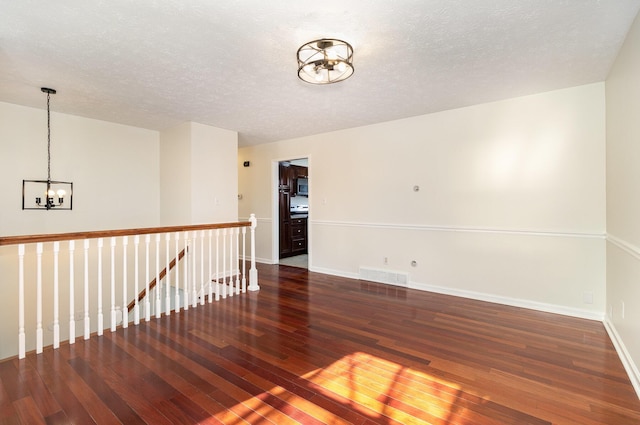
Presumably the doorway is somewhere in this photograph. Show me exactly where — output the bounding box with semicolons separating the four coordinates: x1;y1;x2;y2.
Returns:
277;158;308;269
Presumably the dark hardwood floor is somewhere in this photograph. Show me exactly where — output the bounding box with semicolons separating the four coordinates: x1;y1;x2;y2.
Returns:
1;264;639;424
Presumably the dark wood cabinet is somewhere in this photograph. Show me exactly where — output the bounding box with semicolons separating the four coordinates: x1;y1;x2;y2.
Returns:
279;163;308;258
292;165;307;180
291;217;307;255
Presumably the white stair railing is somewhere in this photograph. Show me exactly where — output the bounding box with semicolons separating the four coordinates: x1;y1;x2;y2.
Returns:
0;215;259;360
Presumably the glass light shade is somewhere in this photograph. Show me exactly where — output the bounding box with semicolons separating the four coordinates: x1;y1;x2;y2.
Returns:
297;38;354;84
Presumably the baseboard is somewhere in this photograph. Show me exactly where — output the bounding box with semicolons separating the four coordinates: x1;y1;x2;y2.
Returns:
309;265;360;280
409;280;604;321
306;266;603;321
289;264;639;399
273;259;639;400
603;318;640;399
255;257;277;265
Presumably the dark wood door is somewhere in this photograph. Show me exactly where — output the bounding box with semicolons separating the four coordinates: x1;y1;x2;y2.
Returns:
279;187;291;257
279;163;292;258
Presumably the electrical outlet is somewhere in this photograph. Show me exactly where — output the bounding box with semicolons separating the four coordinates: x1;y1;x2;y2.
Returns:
582;292;593;305
383;257;388;265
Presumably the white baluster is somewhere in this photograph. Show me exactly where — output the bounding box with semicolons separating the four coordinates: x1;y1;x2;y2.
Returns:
134;235;140;325
36;242;43;353
228;228;234;297
174;232;180;314
235;227;241;295
110;237;117;332
222;228;227;299
241;226;247;293
155;234;161;318
145;234;151;322
69;240;75;344
83;239;90;340
97;237;104;335
53;241;60;349
18;244;25;359
183;231;189;310
165;233;171;315
150;287;155;318
208;229;213;303
215;229;220;301
200;230;205;306
249;214;259;291
122;236;128;329
191;231;198;307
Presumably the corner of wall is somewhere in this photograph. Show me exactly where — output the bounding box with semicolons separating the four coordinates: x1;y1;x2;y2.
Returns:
604;317;640;398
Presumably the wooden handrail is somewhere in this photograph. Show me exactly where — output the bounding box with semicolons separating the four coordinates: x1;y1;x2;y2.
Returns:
0;221;251;246
127;248;187;311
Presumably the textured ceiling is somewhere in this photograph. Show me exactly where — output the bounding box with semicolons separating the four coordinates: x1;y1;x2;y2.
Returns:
1;1;639;146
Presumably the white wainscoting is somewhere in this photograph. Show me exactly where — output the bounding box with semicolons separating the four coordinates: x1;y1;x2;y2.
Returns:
606;233;640;399
311;219;605;319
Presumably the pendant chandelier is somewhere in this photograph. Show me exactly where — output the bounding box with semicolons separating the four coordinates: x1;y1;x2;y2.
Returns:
297;38;354;84
22;87;73;210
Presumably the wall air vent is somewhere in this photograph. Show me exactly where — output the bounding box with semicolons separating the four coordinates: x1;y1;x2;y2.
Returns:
359;267;409;287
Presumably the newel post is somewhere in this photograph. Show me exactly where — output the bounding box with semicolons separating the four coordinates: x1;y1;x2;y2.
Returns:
248;214;260;291
18;244;25;359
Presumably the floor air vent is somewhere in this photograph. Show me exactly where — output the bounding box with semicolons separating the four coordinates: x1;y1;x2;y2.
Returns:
359;267;409;287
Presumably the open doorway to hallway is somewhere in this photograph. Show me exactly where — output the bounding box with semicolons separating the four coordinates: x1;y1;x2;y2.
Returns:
278;158;308;269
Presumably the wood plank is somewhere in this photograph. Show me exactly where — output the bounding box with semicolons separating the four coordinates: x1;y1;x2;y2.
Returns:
1;263;639;424
11;397;45;425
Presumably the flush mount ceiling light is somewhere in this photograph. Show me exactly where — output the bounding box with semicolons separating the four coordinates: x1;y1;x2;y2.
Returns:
22;87;73;210
297;38;354;84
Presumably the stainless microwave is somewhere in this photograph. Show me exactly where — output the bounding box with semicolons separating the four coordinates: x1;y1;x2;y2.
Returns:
297;177;308;196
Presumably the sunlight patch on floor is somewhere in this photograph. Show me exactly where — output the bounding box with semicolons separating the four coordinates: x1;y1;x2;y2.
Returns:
300;351;469;424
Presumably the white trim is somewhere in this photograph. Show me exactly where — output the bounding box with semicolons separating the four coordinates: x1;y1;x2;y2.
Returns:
408;280;604;321
272;160;280;264
603;318;640;399
309;265;360;280
239;217;272;223
308;265;603;320
255;257;277;265
312;220;604;239
607;233;640;261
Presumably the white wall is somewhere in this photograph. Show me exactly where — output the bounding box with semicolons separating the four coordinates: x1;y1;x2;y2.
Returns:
239;83;606;318
160;122;192;224
605;10;640;396
160;122;239;225
0;101;161;359
190;122;238;223
0;104;240;360
0;101;160;236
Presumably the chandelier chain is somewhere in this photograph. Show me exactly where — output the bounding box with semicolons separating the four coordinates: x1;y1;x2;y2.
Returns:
46;91;51;183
